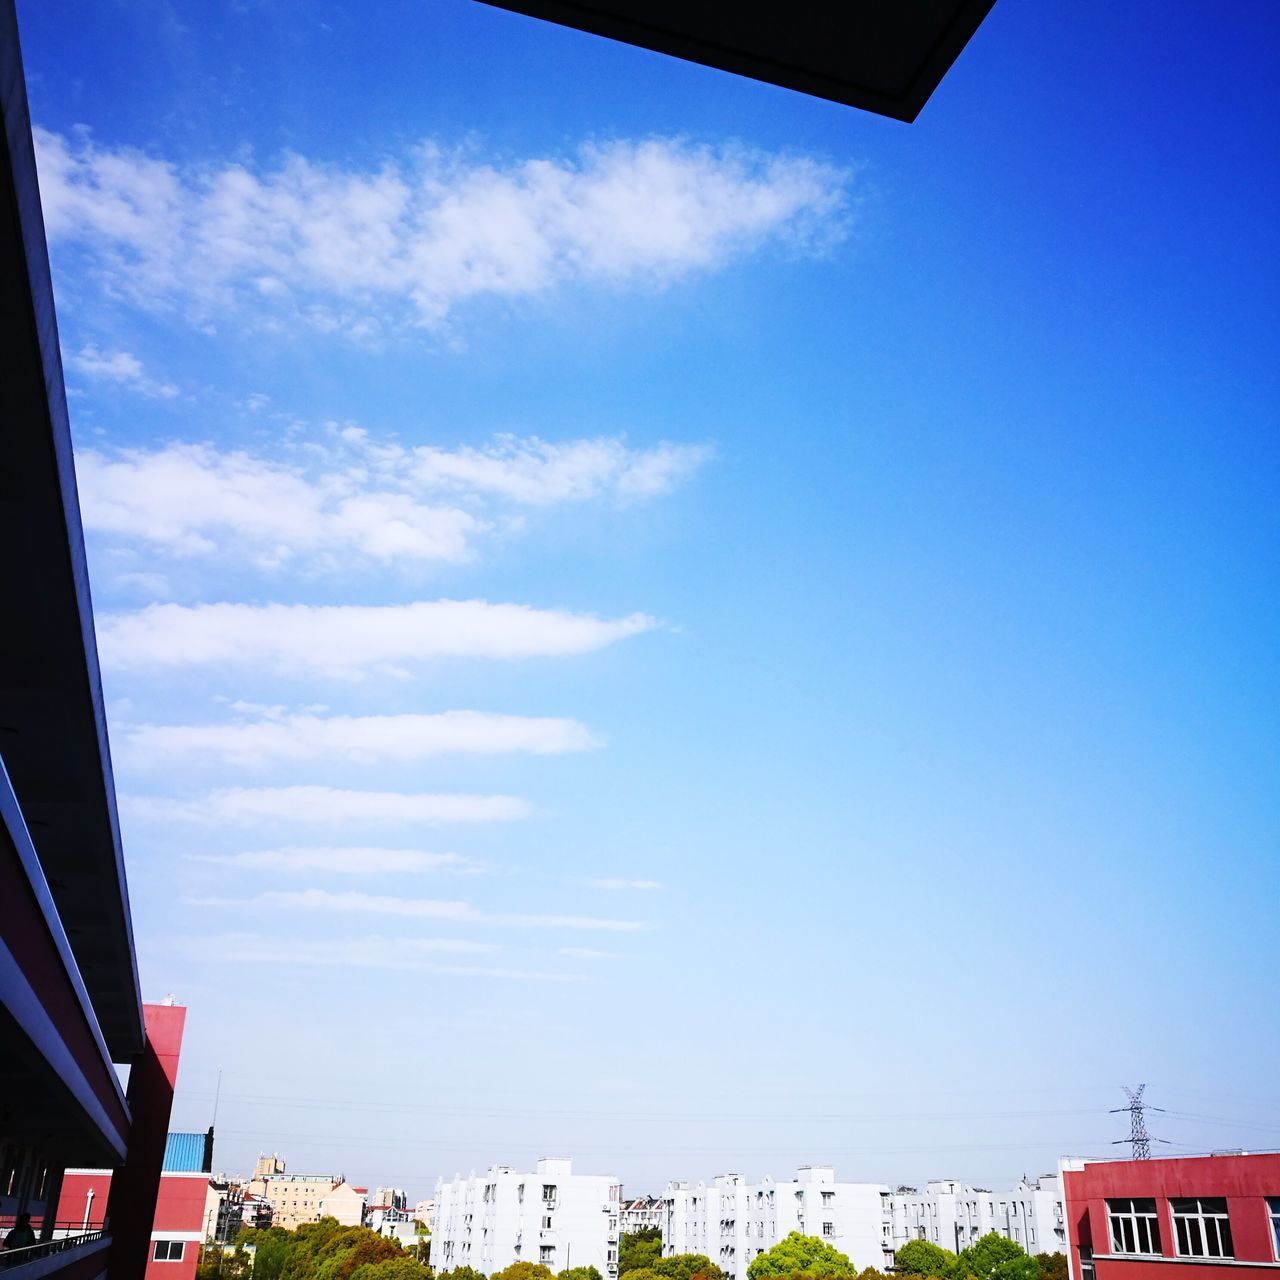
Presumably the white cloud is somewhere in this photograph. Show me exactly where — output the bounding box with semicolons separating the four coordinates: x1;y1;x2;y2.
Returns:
589;878;666;891
98;599;656;675
77;442;482;566
167;933;581;981
122;708;599;767
558;947;622;960
127;785;529;825
183;847;473;875
201;887;649;932
35;130;848;331
74;433;710;569
407;435;713;506
69;344;178;398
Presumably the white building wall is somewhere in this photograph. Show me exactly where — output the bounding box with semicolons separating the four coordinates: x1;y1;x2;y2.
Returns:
885;1176;1066;1258
433;1159;620;1278
663;1168;888;1280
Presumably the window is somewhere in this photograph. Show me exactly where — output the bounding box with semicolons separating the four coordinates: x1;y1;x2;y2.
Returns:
822;1192;835;1206
822;1223;834;1238
543;1216;553;1230
1108;1199;1161;1255
1171;1198;1233;1258
1268;1199;1280;1260
153;1241;185;1262
543;1185;557;1204
541;1247;555;1263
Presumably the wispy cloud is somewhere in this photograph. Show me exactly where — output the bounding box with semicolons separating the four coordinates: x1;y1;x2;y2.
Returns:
192;888;649;933
183;847;474;875
167;933;582;981
75;432;710;570
122;708;599;767
36;130;848;333
68;344;178;398
127;785;529;825
589;878;665;891
98;599;656;676
558;947;623;960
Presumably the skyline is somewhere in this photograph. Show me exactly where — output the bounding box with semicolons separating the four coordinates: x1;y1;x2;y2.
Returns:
14;0;1279;1201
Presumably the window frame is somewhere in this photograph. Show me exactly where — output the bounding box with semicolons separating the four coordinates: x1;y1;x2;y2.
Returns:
1107;1198;1162;1256
1170;1197;1234;1259
1268;1198;1280;1261
152;1240;186;1262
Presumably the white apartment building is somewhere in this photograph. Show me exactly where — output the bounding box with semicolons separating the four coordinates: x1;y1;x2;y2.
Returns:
664;1168;889;1280
433;1158;620;1279
885;1176;1066;1258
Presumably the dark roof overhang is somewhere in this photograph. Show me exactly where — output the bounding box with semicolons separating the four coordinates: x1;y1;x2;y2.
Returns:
473;0;996;121
0;0;144;1062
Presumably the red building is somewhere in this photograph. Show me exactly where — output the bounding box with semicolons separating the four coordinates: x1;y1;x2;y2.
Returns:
1062;1154;1280;1280
58;1130;215;1280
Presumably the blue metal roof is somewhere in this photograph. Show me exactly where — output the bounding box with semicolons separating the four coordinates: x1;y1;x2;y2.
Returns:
163;1131;208;1172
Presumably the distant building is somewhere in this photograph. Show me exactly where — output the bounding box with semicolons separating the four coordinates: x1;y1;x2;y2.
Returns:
204;1177;245;1244
240;1192;274;1231
320;1182;368;1227
433;1158;621;1278
254;1154;287;1181
664;1168;888;1280
1060;1152;1280;1280
621;1195;664;1235
375;1187;409;1211
249;1171;345;1229
886;1176;1067;1258
415;1198;437;1229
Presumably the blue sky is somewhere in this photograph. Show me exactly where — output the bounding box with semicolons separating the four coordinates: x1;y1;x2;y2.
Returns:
17;0;1279;1199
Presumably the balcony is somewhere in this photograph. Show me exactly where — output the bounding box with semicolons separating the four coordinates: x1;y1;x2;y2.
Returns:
0;1228;109;1277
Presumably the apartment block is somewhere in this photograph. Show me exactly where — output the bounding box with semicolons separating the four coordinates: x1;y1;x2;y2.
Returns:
664;1168;889;1280
248;1171;345;1230
433;1158;621;1278
887;1176;1067;1258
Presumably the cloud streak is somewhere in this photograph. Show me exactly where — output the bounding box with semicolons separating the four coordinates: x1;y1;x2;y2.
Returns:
192;888;649;932
98;598;656;675
69;345;178;398
128;785;529;825
76;432;710;571
36;130;848;332
122;708;599;767
183;847;474;875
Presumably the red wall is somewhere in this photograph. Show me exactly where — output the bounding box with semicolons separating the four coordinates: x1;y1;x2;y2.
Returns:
1064;1154;1280;1280
58;1169;204;1280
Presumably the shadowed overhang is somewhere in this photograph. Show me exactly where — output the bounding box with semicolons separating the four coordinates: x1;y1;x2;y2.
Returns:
0;0;144;1062
473;0;996;122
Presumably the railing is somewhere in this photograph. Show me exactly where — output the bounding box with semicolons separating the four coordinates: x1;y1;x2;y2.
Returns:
0;1230;106;1271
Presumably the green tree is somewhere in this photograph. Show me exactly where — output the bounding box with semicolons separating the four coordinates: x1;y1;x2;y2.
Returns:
490;1264;554;1280
747;1234;856;1280
652;1255;723;1280
957;1236;1041;1280
620;1235;663;1276
439;1267;491;1280
1034;1256;1065;1280
894;1241;959;1280
349;1260;431;1280
856;1268;891;1280
559;1266;604;1280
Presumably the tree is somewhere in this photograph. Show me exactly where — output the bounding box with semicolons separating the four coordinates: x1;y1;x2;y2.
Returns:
620;1235;663;1276
957;1236;1041;1280
651;1255;724;1280
490;1264;554;1280
857;1268;891;1280
559;1267;604;1280
1034;1256;1066;1280
349;1261;431;1280
747;1233;857;1280
439;1268;491;1280
893;1241;958;1280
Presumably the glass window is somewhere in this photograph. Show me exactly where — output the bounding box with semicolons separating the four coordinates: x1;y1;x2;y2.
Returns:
152;1241;185;1262
1268;1199;1280;1260
1107;1199;1161;1255
1171;1198;1233;1259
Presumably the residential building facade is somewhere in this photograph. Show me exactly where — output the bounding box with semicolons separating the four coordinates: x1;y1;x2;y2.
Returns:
1060;1153;1280;1280
621;1196;664;1235
319;1183;368;1227
249;1172;344;1229
663;1168;889;1280
433;1158;621;1278
886;1176;1067;1258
